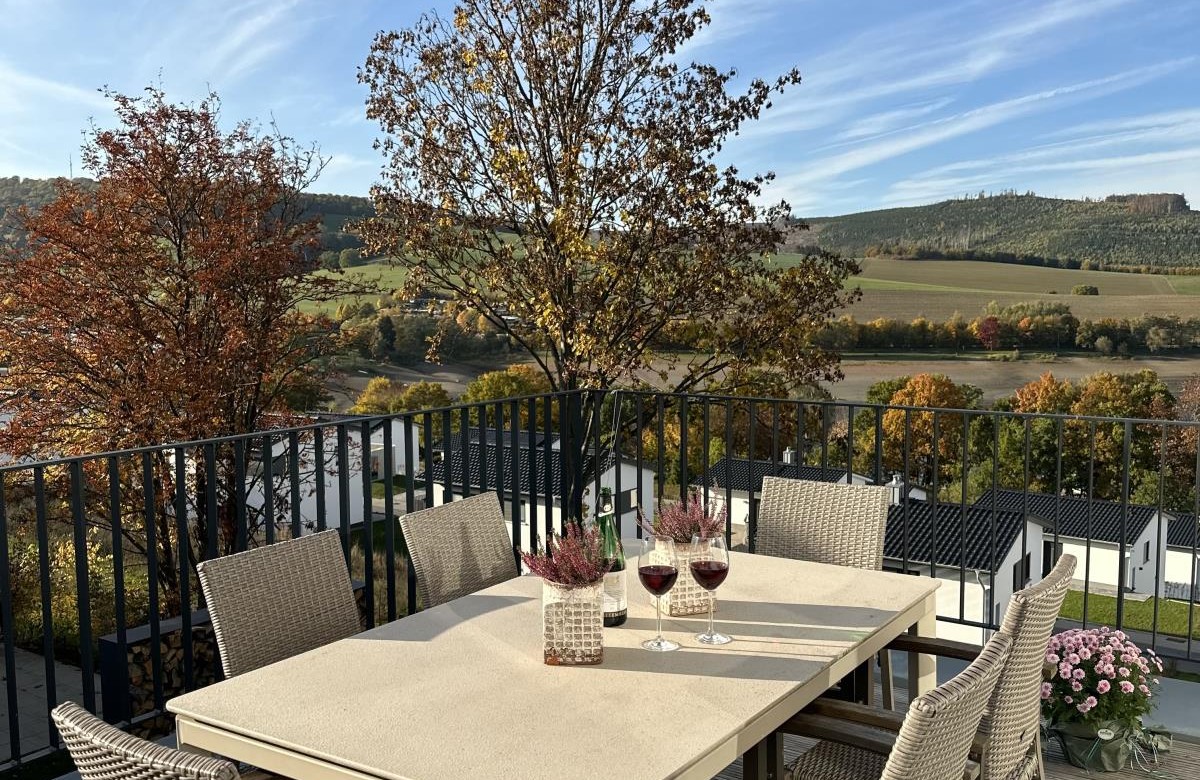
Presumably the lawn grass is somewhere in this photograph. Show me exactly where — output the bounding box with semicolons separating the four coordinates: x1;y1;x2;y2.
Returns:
297;262;411;315
1059;590;1200;640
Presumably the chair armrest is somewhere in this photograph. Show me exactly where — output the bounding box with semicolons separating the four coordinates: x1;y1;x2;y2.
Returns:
779;713;898;756
885;634;982;662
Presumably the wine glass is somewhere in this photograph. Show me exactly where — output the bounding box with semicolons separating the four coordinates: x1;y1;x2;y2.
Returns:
690;534;731;645
637;536;680;652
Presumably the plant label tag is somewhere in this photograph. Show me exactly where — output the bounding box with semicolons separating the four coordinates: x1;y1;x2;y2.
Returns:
1096;728;1116;741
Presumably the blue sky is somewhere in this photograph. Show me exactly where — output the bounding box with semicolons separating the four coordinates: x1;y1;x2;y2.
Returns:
1;0;1197;215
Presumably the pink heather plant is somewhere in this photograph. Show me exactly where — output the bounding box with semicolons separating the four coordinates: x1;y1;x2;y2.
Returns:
642;489;727;543
521;523;611;588
1042;626;1164;727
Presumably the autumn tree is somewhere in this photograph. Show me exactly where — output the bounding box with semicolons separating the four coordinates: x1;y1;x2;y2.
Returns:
352;378;453;414
878;374;980;487
357;0;859;506
0;88;363;608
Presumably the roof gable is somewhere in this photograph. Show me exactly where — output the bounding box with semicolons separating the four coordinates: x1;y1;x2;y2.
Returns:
974;489;1157;546
886;500;1029;572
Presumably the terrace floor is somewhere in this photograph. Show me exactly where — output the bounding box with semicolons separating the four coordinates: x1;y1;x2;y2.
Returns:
714;733;1200;779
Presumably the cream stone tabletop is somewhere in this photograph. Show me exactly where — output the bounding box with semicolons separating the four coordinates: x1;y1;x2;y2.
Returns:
169;551;940;780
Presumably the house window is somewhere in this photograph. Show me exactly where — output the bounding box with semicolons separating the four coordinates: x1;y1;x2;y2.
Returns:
1144;541;1151;563
1042;540;1063;576
1013;552;1031;591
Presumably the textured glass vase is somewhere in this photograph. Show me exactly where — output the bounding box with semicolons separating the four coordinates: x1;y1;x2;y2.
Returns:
542;579;604;666
653;545;711;617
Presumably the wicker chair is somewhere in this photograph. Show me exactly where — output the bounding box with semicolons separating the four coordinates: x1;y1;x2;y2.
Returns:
52;701;267;780
757;477;892;704
755;477;891;570
784;631;1012;780
788;554;1077;780
197;530;361;678
400;491;518;608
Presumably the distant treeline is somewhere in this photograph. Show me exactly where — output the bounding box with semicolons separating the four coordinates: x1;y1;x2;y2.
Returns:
803;301;1200;355
861;245;1200;276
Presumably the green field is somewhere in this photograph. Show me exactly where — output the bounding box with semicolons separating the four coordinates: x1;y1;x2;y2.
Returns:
785;257;1200;321
299;262;410;315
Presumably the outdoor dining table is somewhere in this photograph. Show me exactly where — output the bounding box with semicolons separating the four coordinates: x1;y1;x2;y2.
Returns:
167;550;941;780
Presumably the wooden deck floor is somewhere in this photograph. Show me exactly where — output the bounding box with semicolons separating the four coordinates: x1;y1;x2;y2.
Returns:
713;731;1198;779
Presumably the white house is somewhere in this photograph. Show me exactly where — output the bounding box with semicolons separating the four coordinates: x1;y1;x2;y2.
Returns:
884;500;1047;645
975;489;1168;599
419;438;656;556
1163;513;1200;600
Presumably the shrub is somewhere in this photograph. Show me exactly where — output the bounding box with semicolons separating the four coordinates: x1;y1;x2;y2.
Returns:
7;526;151;663
1072;284;1099;295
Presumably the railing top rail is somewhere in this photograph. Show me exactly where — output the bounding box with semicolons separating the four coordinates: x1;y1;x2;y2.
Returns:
3;387;1198;475
0;390;581;475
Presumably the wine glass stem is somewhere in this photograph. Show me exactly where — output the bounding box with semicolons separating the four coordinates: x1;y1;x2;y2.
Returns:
655;595;663;641
708;597;715;636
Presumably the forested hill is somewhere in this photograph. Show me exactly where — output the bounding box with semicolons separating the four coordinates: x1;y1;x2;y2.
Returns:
796;193;1200;269
0;176;374;253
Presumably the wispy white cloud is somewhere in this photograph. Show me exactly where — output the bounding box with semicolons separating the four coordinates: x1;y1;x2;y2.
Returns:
0;59;110;117
678;0;783;55
838;99;955;141
774;59;1192;196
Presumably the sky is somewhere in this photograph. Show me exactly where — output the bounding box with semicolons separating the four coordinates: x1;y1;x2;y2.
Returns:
0;0;1198;216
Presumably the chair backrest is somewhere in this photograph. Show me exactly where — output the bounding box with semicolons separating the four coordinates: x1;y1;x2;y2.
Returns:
980;553;1077;780
197;529;361;678
755;477;890;569
881;632;1012;780
52;701;240;780
400;491;518;608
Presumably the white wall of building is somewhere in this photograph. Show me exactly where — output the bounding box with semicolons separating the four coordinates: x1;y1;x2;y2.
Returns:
1060;518;1166;597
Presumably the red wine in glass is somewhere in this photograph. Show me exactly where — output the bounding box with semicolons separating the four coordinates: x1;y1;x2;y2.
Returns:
690;535;732;645
689;559;729;591
638;564;679;597
637;536;680;652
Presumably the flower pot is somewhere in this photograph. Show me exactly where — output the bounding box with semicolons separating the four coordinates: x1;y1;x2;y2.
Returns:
542;579;604;666
651;545;711;617
1049;720;1133;772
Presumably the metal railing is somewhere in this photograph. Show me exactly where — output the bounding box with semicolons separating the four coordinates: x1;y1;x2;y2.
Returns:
2;388;1199;770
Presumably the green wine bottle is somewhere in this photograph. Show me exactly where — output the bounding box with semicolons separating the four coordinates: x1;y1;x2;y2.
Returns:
597;487;627;627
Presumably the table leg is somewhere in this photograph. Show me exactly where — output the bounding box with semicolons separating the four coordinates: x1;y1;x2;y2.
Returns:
742;734;783;780
907;606;938;701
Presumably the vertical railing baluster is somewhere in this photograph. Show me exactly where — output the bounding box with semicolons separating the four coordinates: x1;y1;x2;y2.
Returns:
845;403;855;482
613;393;624;537
106;457;126;721
543;396;554;542
747;399;758;553
288;431;302;539
1151;426;1166;649
1083;422;1096;629
69;461;96;711
700;398;710;517
140;454;163;712
959;413;970;624
679;395;690;504
361;420;375;629
386;417;399;622
873;407;883;485
509;399;522;567
0;474;21;757
204;443;218;559
34;466;58;735
526;398;539;552
902;409;911;573
234;440;249;550
442;410;454;507
172;449;192;692
655;395;666;510
262;434;276;546
336;426;350;561
724;400;734;547
930;414;940;583
1116;421;1132;628
313;428;327;534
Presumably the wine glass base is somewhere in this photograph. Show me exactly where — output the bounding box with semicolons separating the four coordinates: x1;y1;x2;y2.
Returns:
642;636;680;652
696;631;732;645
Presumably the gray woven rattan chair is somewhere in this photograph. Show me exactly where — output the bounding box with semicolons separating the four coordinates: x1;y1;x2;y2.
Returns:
52;701;261;780
400;491;518;608
197;530;361;678
756;477;890;569
792;554;1077;780
784;631;1012;780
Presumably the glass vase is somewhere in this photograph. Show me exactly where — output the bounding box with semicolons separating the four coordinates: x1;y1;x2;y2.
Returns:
653;544;711;617
542;579;604;666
